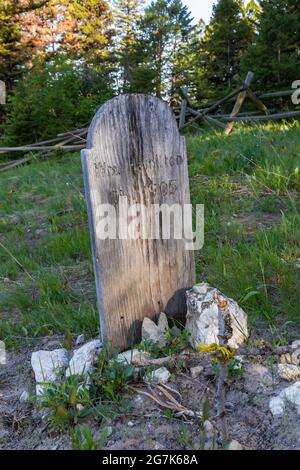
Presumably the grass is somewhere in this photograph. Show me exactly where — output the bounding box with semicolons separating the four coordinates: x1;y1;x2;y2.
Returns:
0;154;99;347
0;121;299;348
188;120;300;340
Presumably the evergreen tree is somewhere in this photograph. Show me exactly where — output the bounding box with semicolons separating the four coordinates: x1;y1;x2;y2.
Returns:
202;0;254;92
61;0;114;65
0;0;49;88
135;0;195;98
113;0;144;92
242;0;300;90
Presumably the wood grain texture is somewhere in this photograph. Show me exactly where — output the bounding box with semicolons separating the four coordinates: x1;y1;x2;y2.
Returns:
224;72;254;135
82;94;195;350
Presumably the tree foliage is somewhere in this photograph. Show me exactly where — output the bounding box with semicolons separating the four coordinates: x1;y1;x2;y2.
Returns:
0;0;299;144
202;0;255;92
242;0;300;90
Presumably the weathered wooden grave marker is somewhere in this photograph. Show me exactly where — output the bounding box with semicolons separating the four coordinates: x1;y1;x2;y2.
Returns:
82;94;195;350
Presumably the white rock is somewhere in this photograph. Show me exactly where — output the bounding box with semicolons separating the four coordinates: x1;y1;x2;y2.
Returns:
280;353;292;364
291;341;300;365
75;334;86;346
146;367;170;384
279;381;300;407
66;339;102;377
278;364;300;381
251;364;274;387
269;396;285;416
185;284;248;350
31;349;69;396
19;390;30;403
116;349;149;365
157;312;169;333
203;420;214;435
142;317;166;347
228;440;243;450
190;365;204;379
127;421;135;428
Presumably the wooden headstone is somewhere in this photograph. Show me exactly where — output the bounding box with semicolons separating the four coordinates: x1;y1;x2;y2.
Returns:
82;94;195;350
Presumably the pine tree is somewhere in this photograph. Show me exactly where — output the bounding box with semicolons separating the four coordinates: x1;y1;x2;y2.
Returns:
20;1;69;58
242;0;300;90
202;0;254;92
113;0;144;92
135;0;195;98
0;0;49;88
61;0;114;65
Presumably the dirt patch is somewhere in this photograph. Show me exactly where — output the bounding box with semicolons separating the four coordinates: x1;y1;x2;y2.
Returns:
1;335;300;450
233;212;281;234
221;212;282;239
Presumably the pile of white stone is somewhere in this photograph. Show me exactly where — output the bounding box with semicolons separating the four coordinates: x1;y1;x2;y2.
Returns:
31;339;102;396
269;340;300;417
28;282;300;423
29;283;250;396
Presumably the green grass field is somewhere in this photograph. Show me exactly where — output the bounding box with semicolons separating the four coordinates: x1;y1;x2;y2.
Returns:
0;121;299;348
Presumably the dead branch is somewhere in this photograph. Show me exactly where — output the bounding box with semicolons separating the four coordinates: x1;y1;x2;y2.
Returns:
215;295;233;444
131;344;297;368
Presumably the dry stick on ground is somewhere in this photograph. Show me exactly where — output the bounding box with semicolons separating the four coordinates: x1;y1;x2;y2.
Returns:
0;241;36;282
215;295;234;444
131;344;297;368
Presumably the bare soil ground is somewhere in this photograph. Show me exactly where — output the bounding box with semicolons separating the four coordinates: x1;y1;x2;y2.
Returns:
1;332;300;451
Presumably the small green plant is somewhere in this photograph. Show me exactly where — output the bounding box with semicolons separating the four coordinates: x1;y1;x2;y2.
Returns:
38;376;93;429
71;425;108;450
227;357;245;378
89;349;135;403
138;327;191;359
211;358;220;378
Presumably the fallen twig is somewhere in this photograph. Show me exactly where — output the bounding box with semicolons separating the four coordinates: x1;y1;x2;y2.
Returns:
215;295;233;444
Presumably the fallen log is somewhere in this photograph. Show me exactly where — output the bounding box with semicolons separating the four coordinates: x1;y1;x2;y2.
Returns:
181;85;245;129
224;110;300;122
0;144;85;154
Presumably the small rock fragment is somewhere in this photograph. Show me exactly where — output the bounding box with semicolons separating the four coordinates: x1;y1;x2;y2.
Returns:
291;341;300;366
127;421;135;428
142;317;166;347
279;381;300;407
228;440;243;450
10;214;21;225
75;334;86;346
203;420;214;435
280;353;292;364
278;364;300;382
19;390;30;403
146;367;170;384
269;396;285;417
31;349;69;396
66;339;102;377
190;365;204;379
116;349;149;365
157;312;169;333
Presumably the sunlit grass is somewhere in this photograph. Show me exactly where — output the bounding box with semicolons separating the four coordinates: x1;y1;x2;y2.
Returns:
0;121;299;348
